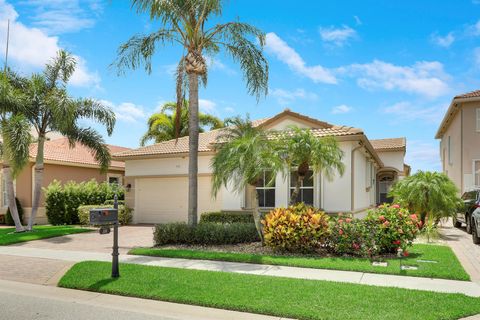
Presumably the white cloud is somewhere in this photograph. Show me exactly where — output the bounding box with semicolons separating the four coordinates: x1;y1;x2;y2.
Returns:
319;25;357;46
101;100;146;123
199;99;217;114
331;104;352;114
405;140;441;172
382;101;448;123
0;0;100;88
205;56;236;75
468;20;480;36
343;60;450;98
270;88;318;105
431;32;455;48
265;32;337;84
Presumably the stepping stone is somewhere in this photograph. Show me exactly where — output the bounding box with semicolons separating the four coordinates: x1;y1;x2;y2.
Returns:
372;261;388;267
401;265;418;270
416;259;438;264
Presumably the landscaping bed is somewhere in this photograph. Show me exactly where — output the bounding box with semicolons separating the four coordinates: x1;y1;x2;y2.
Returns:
0;226;92;245
129;243;470;281
59;261;480;320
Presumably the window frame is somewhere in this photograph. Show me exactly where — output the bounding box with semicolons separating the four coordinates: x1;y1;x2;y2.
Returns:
255;171;276;208
289;170;314;206
473;160;480;187
476;108;480;132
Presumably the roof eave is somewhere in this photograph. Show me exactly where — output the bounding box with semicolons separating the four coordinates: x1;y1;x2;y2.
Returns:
435;96;480;139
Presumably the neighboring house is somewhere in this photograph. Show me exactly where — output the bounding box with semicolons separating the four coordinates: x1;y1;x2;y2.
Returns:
0;137;130;224
114;109;409;224
436;90;480;193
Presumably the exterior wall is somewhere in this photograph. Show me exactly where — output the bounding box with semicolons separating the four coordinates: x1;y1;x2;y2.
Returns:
353;147;376;211
440;107;463;192
461;101;480;191
125;155;213;177
376;151;405;172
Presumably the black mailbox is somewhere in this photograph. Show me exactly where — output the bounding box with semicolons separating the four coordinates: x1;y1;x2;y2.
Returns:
89;208;118;225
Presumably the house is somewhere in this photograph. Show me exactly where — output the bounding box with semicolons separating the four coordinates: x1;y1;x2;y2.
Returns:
436;89;480;193
0;137;130;224
113;109;409;224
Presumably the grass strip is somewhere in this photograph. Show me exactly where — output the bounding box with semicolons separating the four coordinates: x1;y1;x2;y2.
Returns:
0;225;91;245
59;261;480;320
129;243;470;281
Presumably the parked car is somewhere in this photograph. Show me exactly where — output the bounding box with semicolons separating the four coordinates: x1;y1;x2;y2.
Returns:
454;189;480;234
472;208;480;244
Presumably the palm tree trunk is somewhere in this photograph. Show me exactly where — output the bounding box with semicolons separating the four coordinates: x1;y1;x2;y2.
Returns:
289;173;304;205
187;72;199;227
2;163;23;232
249;184;264;243
28;135;45;230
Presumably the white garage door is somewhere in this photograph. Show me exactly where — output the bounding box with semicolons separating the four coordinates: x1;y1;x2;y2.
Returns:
134;176;221;224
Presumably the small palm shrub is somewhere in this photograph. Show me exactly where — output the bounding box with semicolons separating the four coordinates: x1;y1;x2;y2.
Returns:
262;203;330;252
328;215;377;256
200;211;254;224
5;198;24;226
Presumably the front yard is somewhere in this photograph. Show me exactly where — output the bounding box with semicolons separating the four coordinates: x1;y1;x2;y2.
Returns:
129;243;469;281
0;226;91;245
59;261;480;320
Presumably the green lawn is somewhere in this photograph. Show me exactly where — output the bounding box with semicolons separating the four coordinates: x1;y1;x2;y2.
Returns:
0;225;91;245
129;243;470;281
59;261;480;320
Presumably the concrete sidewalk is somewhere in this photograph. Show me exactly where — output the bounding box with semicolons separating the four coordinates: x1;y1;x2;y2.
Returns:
0;278;289;320
1;245;479;297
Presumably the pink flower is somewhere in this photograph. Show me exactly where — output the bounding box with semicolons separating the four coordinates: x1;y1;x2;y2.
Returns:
345;218;352;223
338;219;344;224
379;215;386;222
383;221;390;227
403;250;409;257
339;229;344;235
392;240;401;245
352;243;360;250
392;204;400;209
410;214;418;221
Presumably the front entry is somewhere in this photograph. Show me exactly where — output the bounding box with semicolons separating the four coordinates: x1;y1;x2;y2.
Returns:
377;171;397;205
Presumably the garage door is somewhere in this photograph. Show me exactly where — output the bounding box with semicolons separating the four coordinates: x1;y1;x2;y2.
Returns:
134;176;222;224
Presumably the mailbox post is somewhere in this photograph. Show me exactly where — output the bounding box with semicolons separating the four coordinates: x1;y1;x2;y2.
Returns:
112;194;119;278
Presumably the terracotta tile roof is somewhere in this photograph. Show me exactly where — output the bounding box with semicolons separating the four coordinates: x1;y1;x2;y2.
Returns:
29;137;130;169
455;89;480;99
370;138;406;151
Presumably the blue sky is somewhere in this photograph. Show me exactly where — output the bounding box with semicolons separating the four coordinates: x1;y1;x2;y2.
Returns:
1;0;480;172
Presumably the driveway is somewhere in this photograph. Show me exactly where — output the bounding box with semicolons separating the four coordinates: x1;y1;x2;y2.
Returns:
11;225;155;254
440;223;480;283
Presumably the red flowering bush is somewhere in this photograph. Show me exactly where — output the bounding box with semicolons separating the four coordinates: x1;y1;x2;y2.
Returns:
365;204;421;254
328;214;377;256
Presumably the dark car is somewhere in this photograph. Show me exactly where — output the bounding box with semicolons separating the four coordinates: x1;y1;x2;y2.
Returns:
472;208;480;244
454;189;480;234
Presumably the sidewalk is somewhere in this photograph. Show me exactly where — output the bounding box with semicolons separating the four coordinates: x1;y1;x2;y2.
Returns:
1;245;479;297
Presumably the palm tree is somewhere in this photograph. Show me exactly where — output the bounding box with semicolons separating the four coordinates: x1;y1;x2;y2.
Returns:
114;0;269;226
389;171;462;226
277;127;345;205
24;50;116;230
211;117;282;242
0;71;32;232
140;101;224;146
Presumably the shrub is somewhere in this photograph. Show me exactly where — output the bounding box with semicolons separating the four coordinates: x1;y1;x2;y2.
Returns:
262;203;330;252
365;204;421;255
44;179;124;225
5;198;24;226
154;222;259;246
78;204;133;226
200;211;254;224
328;215;377;256
104;199;125;206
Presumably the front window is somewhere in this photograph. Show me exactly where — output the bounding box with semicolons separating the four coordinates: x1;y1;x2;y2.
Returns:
109;176;120;185
256;171;275;208
290;170;314;206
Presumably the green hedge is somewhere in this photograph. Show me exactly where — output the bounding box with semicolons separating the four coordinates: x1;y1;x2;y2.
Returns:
5;198;24;226
200;211;254;224
154;222;259;246
44;179;125;225
78;205;133;226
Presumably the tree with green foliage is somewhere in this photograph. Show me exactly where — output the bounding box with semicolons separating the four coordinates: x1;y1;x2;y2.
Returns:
114;0;269;226
0;70;32;232
277;127;345;205
211;117;283;242
140;101;224;146
24;50;116;230
389;171;462;225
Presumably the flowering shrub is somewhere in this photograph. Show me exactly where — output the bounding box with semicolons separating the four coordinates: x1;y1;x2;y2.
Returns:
365;203;422;255
262;203;330;252
328;215;377;256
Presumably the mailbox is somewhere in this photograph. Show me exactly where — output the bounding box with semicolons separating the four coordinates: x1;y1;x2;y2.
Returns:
89;208;118;225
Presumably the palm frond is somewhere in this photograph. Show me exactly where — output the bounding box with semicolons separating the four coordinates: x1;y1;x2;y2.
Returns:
1;115;32;177
75;98;116;135
44;50;76;88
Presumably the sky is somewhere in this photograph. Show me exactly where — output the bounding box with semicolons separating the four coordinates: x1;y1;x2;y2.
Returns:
1;0;480;172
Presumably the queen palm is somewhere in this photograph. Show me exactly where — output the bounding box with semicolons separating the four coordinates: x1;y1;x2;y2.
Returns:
278;127;345;205
211;117;282;242
25;50;116;230
115;0;268;226
140;101;223;146
0;70;32;232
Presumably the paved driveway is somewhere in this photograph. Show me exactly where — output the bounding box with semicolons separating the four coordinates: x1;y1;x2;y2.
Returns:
12;225;155;254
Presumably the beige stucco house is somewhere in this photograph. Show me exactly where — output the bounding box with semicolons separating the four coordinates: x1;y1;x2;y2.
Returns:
114;110;409;224
436;90;480;193
0;137;129;224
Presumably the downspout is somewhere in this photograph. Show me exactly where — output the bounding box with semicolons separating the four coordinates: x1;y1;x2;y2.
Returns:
351;142;362;213
461;107;464;193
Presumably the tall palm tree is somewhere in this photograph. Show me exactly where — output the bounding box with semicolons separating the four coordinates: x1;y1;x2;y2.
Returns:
0;71;32;232
114;0;269;226
277;127;345;205
140;101;224;146
24;50;116;230
211;117;282;242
